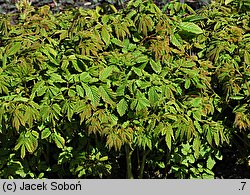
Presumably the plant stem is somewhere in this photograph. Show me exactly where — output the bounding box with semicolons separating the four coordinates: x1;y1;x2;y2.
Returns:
138;149;150;179
125;144;134;179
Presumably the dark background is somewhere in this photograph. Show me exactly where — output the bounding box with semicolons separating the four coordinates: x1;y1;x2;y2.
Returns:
0;0;210;14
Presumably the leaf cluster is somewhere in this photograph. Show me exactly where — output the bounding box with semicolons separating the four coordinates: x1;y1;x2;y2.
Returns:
0;0;248;178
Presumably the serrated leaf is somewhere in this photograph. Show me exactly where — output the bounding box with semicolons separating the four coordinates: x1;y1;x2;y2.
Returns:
225;0;234;5
136;98;150;111
150;59;162;74
179;22;203;34
193;137;201;159
185;78;191;89
52;103;61;116
170;34;182;48
53;133;65;149
111;38;124;47
31;81;45;98
72;60;82;72
148;87;159;105
183;15;207;22
99;66;113;81
68;88;76;97
76;85;85;97
101;26;110;45
207;156;216;169
244;50;250;65
116;83;126;96
80;72;92;83
117;98;128;116
50;73;65;83
82;84;100;107
132;67;142;76
7;42;21;56
99;85;116;107
230;95;244;100
37;86;47;97
165;125;173;150
41;128;51;139
214;131;220;146
21;145;26;159
99;156;108;161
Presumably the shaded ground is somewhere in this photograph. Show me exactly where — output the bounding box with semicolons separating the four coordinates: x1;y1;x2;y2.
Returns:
213;147;250;179
0;0;209;14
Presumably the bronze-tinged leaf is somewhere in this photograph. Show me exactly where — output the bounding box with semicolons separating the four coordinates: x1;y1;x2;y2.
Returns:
244;50;250;65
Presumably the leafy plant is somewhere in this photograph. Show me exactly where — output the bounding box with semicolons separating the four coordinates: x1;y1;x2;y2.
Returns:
0;0;249;179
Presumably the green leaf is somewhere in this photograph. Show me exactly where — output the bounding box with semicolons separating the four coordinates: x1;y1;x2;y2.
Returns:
7;42;21;56
76;85;85;98
61;60;69;70
117;98;128;116
230;95;244;100
71;60;82;72
80;72;92;83
41;128;51;139
184;79;191;89
225;0;234;5
148;87;159;105
82;84;100;107
101;26;110;45
31;131;39;139
99;66;113;81
31;81;45;98
132;67;142;76
111;38;124;47
187;154;195;164
53;132;65;149
21;145;26;159
50;73;66;83
207;156;216;169
37;86;47;97
165;124;173;150
183;15;207;22
99;156;108;161
170;34;182;49
244;50;250;65
52;104;61;116
214;131;220;146
193;137;201;159
68;88;76;97
99;85;116;107
15;131;38;158
179;22;203;34
206;126;213;146
135;55;148;63
136;96;150;111
150;59;162;74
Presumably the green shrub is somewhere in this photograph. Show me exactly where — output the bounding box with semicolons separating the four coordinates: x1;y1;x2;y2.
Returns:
0;0;249;179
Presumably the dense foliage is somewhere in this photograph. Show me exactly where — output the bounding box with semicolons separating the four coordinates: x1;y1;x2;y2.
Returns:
0;0;249;178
